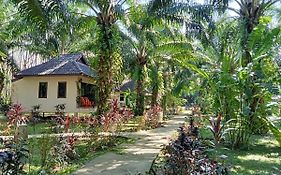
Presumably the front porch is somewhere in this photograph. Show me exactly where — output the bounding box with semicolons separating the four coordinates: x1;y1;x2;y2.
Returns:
76;81;97;109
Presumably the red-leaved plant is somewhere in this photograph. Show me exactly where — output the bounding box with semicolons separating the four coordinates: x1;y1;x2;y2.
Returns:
191;105;201;117
207;114;227;145
6;104;28;126
101;99;134;132
64;115;71;133
144;105;162;129
66;134;77;153
57;99;133;133
100;99;121;132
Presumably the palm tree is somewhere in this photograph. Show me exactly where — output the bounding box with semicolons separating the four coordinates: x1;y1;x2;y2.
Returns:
121;5;188;115
149;1;279;112
148;0;280;63
120;6;155;116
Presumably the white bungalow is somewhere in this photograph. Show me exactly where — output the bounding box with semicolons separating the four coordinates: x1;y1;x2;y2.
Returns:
114;79;152;108
12;53;96;113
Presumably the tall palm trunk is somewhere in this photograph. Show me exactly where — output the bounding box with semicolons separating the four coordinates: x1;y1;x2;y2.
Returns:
135;47;147;116
151;66;159;107
135;67;145;116
161;73;168;117
240;1;261;67
0;60;5;98
96;10;118;115
239;1;264;132
0;72;4;97
151;83;159;107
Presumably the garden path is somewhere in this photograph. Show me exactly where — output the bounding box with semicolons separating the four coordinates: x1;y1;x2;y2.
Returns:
71;114;187;175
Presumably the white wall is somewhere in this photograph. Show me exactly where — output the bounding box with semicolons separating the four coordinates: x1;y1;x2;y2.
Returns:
12;75;95;113
113;92;127;107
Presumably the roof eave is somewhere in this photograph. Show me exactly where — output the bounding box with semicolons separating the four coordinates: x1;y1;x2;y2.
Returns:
14;73;94;78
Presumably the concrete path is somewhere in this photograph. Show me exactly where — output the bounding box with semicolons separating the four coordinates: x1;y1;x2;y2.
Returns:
72;114;186;175
0;131;128;140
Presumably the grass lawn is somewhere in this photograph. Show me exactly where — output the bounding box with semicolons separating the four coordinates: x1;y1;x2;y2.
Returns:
0;113;147;174
200;121;281;175
24;135;135;175
0;113;140;174
0;115;142;136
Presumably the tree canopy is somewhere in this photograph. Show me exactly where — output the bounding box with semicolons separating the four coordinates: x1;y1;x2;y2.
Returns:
0;0;280;148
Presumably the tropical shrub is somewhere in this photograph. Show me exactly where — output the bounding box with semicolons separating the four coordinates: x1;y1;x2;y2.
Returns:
0;99;10;115
6;104;28;126
0;139;29;175
54;104;66;117
207;114;231;145
224;118;251;149
45;134;78;173
196;20;281;147
100;99;134;132
6;104;29;140
151;119;228;174
144;105;162;129
31;104;41;118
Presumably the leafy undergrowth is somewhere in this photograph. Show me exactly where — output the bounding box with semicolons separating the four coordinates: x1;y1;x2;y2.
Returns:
25;136;135;175
149;118;228;175
0;117;140;136
200;122;281;175
148;116;281;175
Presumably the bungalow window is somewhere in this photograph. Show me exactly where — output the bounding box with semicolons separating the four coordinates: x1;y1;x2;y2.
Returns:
58;82;67;98
38;82;48;98
120;93;125;102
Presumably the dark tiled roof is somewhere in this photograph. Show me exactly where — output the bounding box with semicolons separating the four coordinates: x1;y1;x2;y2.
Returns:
118;80;135;92
15;53;96;78
116;80;151;94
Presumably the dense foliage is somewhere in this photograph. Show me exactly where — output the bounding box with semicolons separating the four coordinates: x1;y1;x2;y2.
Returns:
149;118;228;175
0;0;280;174
0;139;28;175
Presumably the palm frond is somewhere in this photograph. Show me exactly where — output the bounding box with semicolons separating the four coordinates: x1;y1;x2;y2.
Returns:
179;61;209;78
0;39;7;58
262;117;281;147
155;41;193;53
148;0;174;14
12;0;54;28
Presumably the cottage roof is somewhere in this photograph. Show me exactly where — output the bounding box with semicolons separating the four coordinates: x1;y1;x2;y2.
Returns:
15;53;96;78
117;80;151;94
118;80;135;92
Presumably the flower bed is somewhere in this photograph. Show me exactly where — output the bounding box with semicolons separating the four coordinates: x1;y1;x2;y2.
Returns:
148;117;228;175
